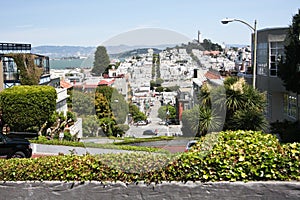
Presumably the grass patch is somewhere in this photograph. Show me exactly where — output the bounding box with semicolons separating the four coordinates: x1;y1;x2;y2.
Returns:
114;136;174;145
30;136;170;153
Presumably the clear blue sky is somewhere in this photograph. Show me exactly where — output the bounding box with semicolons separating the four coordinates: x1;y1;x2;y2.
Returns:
0;0;298;47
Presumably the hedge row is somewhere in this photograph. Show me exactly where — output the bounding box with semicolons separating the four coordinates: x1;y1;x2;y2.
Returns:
0;85;57;132
0;130;299;182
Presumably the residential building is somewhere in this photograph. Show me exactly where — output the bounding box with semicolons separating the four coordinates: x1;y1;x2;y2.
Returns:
255;27;299;123
176;87;193;121
0;43;51;90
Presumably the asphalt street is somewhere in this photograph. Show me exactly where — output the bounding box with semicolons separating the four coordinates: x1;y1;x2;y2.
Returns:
32;143;132;156
125;99;182;138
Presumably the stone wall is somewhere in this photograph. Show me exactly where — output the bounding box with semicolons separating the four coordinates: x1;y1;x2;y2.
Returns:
1;181;300;200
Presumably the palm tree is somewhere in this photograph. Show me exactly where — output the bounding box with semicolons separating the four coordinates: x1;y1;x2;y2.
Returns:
222;77;267;131
200;77;267;132
196;106;223;137
182;77;267;137
229;108;268;131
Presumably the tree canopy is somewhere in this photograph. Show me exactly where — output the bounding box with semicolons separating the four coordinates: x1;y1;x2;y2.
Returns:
92;46;110;76
129;104;147;122
278;10;300;93
71;89;95;116
158;105;176;120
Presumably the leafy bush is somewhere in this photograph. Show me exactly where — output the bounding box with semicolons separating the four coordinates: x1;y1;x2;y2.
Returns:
2;131;299;182
157;130;300;182
0;85;57;132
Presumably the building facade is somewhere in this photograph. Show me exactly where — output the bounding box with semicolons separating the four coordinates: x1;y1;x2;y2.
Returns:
256;27;299;123
0;43;51;90
0;43;69;117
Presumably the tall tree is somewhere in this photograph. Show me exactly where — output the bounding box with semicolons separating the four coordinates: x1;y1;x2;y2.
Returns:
94;92;113;119
158;105;176;120
71;90;95;116
278;10;300;93
92;46;110;76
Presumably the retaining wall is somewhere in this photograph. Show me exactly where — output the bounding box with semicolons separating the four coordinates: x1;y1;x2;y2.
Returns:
1;181;300;200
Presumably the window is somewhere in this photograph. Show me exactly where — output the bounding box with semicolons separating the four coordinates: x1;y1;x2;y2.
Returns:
2;56;18;81
284;94;297;119
257;42;268;76
269;41;284;77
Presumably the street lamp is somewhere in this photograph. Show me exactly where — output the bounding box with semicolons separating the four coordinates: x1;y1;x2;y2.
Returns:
221;18;257;89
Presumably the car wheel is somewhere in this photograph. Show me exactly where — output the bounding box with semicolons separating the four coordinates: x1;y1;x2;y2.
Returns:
11;151;26;158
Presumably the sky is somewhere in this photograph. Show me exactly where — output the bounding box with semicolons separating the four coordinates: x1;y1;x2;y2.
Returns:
0;0;299;47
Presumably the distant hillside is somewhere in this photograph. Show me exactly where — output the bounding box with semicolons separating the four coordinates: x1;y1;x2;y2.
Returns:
105;44;177;54
32;44;177;58
31;42;245;60
110;48;162;59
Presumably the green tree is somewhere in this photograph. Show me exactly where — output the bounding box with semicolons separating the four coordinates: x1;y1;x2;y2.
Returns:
223;77;267;131
96;85;114;102
0;86;57;132
201;39;223;51
155;86;164;93
110;91;129;124
129;104;147;122
99;117;116;136
94;92;113;119
181;105;222;137
82;115;101;137
94;86;129;136
96;85;129;124
158;105;176;120
181;106;200;137
278;10;300;93
92;46;110;76
71;90;95;116
181;77;267;137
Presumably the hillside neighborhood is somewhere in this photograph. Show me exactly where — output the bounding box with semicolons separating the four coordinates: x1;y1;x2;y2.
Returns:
0;22;299;142
0;1;299;199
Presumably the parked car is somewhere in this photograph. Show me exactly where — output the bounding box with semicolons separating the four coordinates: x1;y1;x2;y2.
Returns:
166;118;180;125
0;132;33;158
158;121;167;125
136;120;147;126
184;140;198;152
143;129;156;135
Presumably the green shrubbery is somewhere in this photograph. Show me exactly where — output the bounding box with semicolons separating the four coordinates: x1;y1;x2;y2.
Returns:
1;130;299;182
0;85;57;132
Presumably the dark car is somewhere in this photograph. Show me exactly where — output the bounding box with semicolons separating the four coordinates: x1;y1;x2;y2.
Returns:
166;118;180;125
143;129;156;135
0;132;33;158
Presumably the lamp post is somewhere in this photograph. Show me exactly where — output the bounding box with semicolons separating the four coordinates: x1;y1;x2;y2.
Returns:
221;18;257;89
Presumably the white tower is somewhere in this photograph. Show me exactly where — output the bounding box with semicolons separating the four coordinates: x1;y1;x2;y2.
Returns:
198;30;202;43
